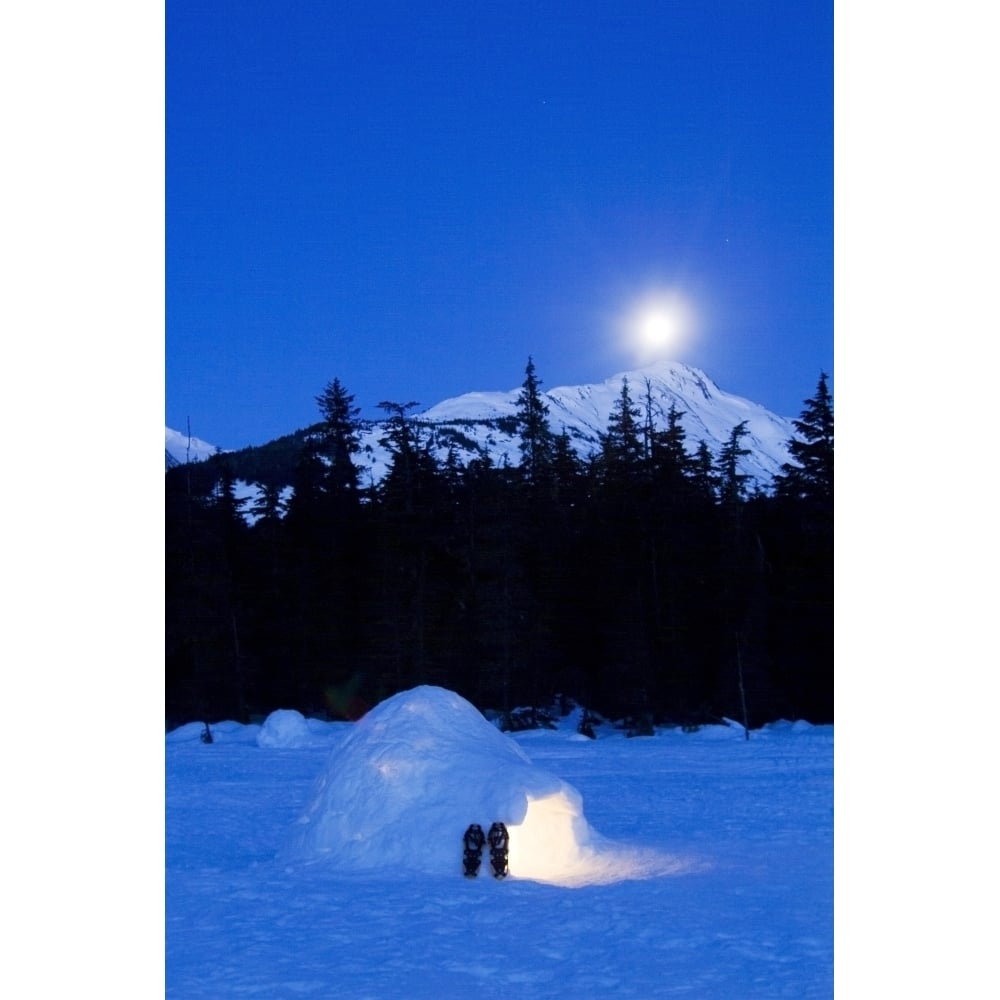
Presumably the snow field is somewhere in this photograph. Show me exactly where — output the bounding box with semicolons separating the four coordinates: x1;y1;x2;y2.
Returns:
167;698;832;997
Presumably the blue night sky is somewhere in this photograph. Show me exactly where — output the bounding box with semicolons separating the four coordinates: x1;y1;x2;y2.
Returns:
167;0;832;449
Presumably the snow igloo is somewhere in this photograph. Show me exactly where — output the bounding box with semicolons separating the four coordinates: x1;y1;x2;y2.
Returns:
283;686;617;885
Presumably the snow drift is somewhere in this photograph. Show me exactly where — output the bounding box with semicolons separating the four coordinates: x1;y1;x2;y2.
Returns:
257;709;315;748
282;686;674;886
255;708;345;748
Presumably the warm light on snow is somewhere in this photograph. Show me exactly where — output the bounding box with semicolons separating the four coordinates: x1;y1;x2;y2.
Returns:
507;788;589;882
507;788;688;887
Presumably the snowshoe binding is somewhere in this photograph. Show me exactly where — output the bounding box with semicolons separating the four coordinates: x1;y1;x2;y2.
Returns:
463;823;486;878
488;821;509;880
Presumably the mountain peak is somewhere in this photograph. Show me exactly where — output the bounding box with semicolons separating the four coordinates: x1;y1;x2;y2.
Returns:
401;360;792;487
167;361;796;489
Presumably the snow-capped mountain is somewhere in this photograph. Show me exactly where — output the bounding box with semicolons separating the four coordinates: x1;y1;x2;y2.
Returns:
165;426;219;469
417;362;794;483
167;360;797;489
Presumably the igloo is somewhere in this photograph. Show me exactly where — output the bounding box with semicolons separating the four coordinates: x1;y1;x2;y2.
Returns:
282;686;638;885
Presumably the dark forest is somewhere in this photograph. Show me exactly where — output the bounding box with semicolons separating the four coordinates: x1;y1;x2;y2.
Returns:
166;362;832;733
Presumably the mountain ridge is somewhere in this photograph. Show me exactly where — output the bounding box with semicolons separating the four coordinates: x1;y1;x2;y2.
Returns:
166;360;798;489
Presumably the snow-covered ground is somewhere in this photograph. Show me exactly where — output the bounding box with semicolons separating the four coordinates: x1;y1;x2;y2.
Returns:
166;691;832;998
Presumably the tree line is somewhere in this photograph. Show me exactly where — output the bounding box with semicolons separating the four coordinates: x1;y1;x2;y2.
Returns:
166;361;833;731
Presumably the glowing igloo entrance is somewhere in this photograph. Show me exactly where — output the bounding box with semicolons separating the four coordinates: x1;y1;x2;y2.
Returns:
283;686;667;886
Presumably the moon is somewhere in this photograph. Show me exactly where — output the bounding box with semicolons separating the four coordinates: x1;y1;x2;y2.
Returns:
623;291;695;364
637;305;682;353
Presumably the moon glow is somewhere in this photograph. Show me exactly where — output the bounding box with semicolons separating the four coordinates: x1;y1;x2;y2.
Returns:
622;290;696;364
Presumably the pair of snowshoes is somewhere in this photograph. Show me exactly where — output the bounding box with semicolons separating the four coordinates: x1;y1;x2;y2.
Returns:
463;822;509;879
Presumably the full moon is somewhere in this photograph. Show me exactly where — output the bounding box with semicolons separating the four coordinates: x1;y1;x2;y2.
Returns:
637;306;682;352
622;290;695;364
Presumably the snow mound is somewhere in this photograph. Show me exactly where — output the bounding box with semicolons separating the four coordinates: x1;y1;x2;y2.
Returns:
257;709;314;748
282;686;676;886
165;719;262;745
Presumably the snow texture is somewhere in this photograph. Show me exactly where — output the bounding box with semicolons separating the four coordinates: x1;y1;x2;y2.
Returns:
167;692;833;997
282;686;669;886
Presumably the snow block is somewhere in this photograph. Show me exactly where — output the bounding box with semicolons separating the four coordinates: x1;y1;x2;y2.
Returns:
281;685;599;882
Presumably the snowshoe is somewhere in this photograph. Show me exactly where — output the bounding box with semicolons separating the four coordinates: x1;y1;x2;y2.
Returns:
488;821;509;879
463;823;486;877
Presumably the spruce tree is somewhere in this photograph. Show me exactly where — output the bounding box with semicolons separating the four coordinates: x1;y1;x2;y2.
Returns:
315;377;363;495
284;438;326;535
775;372;834;504
651;402;692;491
515;356;554;484
602;377;644;471
212;458;247;533
716;421;752;506
248;481;287;525
769;374;833;721
377;400;424;511
550;428;583;501
689;440;717;501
